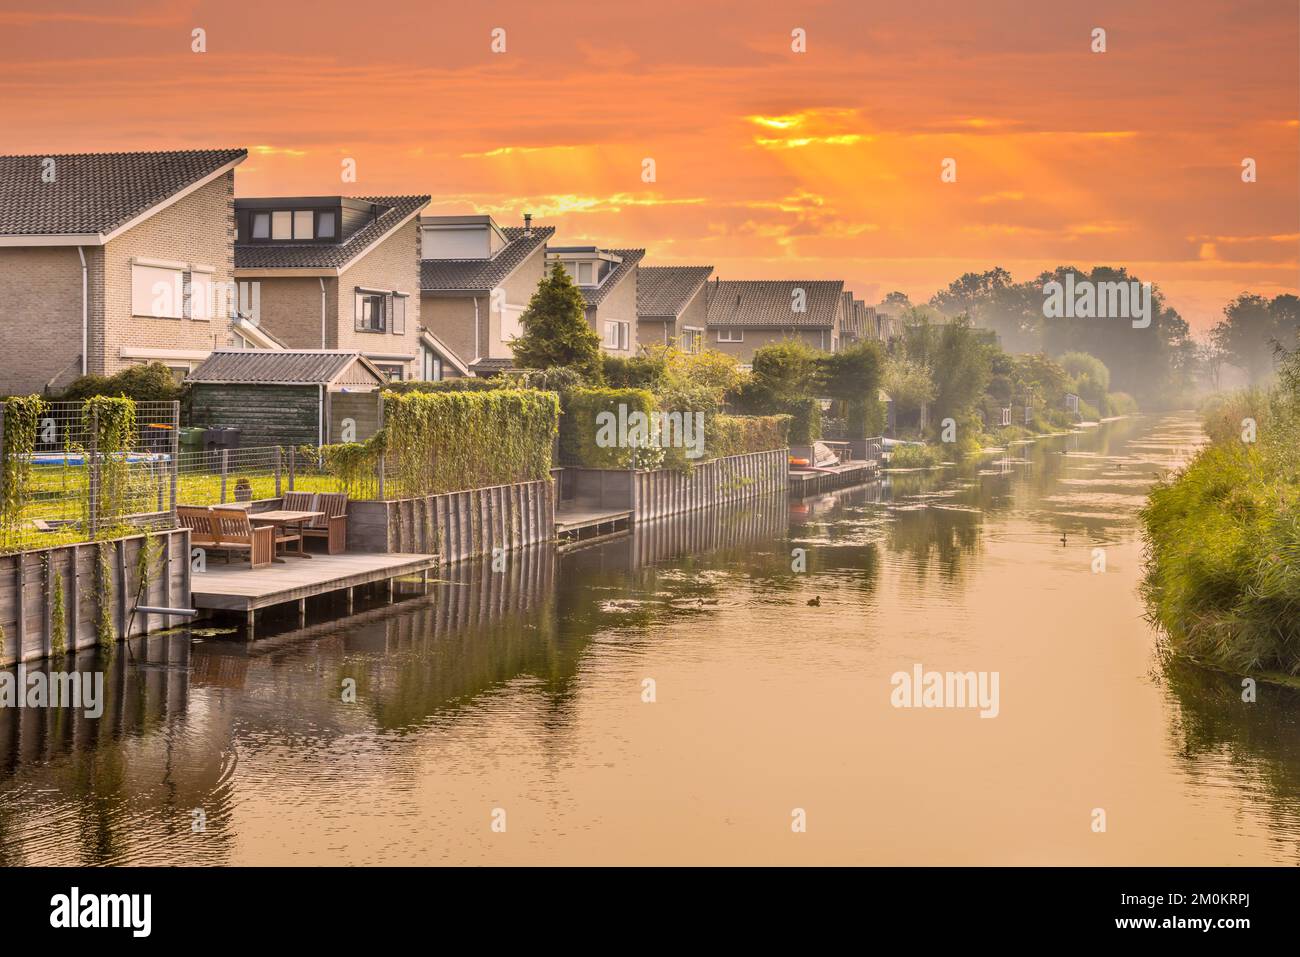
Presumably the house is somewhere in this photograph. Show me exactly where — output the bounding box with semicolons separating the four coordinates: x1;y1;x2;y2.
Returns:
0;148;247;394
637;265;713;352
187;348;386;448
703;279;847;363
233;194;430;382
419;213;553;378
547;246;645;357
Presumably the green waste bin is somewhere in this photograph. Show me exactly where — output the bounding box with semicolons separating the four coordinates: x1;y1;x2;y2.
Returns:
179;427;206;454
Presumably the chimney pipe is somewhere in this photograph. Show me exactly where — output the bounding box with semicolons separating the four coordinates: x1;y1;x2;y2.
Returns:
523;212;533;237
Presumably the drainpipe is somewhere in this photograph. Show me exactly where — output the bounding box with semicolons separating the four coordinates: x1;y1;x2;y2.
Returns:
77;246;88;374
318;384;325;445
319;278;327;349
473;296;481;363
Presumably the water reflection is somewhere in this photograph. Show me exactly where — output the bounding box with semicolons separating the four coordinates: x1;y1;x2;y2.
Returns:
1;415;1298;864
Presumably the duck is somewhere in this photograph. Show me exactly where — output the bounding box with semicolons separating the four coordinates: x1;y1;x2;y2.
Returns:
1060;532;1068;546
807;596;821;607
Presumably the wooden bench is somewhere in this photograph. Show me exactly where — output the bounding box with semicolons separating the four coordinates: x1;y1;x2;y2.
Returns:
178;505;276;569
281;491;349;554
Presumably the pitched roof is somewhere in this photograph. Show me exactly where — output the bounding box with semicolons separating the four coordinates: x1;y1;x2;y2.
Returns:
637;265;713;318
583;248;644;307
420;226;555;292
470;356;515;374
188;349;385;388
235;195;429;271
0;148;246;239
704;280;845;328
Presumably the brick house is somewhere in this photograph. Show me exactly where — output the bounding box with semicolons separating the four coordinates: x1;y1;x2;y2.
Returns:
546;246;644;357
418;214;553;378
233;194;430;382
636;265;713;352
703;278;847;364
0;148;247;394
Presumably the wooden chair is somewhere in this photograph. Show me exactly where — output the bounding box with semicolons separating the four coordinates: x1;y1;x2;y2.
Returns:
281;491;349;554
208;507;277;568
178;506;219;548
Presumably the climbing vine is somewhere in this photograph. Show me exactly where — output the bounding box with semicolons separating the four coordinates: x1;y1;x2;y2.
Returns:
82;396;137;536
299;437;384;499
1;395;45;551
50;561;67;658
95;540;115;649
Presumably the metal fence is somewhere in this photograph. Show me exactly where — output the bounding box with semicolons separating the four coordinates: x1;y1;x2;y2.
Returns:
0;400;180;554
173;445;346;506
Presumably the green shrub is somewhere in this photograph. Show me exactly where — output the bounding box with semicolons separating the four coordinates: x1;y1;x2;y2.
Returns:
889;443;945;468
559;387;656;468
602;353;666;390
1107;392;1139;416
787;397;822;445
709;414;791;458
61;362;181;403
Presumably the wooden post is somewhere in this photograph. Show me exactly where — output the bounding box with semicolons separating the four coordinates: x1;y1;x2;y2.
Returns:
275;447;283;497
245;608;255;639
15;555;26;660
43;552;54;657
297;598;306;629
288;446;296;491
68;545;80;654
116;538;128;639
219;448;229;503
346;587;354;615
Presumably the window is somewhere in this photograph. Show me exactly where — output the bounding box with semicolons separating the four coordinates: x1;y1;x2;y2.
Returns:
682;326;703;354
355;290;386;332
251;213;270;239
392;294;407;335
603;320;630;350
317;211;336;239
375;364;405;382
717;328;743;343
577;262;593;285
131;264;183;319
421;345;442;381
294;210;314;239
272;211;293;240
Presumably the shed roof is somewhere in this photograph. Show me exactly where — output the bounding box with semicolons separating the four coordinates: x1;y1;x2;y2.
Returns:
187;350;385;390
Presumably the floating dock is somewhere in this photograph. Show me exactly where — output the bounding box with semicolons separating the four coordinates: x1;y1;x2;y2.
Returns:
788;460;879;495
554;503;633;548
190;551;439;633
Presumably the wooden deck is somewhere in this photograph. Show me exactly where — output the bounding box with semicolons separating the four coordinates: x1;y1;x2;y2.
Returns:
788;460;879;496
190;551;439;617
554;503;633;548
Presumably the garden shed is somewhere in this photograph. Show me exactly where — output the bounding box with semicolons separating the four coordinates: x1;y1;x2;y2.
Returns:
187;349;386;448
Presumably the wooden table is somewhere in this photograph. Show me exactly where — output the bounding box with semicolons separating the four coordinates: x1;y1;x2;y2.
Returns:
250;510;324;560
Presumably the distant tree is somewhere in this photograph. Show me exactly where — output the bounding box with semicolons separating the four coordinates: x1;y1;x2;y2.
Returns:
880;290;913;312
1211;293;1300;384
1059;352;1110;406
930;267;1041;353
511;263;603;381
930;318;993;427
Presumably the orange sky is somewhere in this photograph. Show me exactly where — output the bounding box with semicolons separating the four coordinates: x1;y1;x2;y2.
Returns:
1;0;1296;333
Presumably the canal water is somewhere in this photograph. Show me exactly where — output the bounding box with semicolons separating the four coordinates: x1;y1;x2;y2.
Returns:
2;413;1298;865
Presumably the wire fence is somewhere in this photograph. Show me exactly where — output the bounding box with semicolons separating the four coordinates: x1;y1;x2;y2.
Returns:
2;400;180;554
173;445;344;506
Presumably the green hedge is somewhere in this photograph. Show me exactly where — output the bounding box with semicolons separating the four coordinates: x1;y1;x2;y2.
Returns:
560;387;656;468
382;389;558;497
787;397;822;445
709;414;791;459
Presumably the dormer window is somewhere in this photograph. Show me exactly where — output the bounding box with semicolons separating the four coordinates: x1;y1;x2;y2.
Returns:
318;211;336;239
251;213;270;239
577;262;593;285
272;210;293;240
